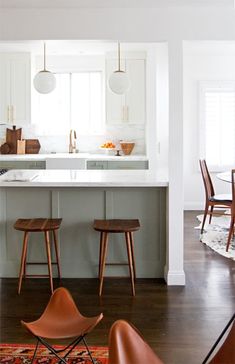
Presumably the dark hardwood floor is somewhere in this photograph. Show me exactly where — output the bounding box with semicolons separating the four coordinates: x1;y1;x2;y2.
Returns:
0;211;235;364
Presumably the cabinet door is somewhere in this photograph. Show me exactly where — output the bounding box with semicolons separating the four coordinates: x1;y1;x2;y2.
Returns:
107;161;148;169
0;55;11;123
106;58;146;124
125;59;146;124
10;54;31;124
0;53;31;124
106;59;126;124
86;161;108;169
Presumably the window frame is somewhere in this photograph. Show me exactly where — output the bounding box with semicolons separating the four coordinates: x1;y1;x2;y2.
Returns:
32;69;105;136
199;80;235;172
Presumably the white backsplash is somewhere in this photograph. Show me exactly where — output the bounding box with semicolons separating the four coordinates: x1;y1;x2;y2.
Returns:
0;124;146;155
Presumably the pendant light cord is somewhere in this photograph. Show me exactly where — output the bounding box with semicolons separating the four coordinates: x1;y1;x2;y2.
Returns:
43;42;46;71
118;42;121;71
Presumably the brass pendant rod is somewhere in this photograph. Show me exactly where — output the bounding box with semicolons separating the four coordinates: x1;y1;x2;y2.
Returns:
43;42;46;71
118;42;121;71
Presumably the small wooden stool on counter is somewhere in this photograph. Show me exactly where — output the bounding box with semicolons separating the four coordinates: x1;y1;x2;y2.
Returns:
93;219;140;296
14;218;62;295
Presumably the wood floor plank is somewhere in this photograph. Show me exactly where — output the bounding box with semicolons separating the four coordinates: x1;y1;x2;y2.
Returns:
0;211;234;364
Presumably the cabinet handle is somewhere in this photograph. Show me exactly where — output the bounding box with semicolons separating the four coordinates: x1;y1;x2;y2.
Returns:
122;106;125;121
126;106;129;121
7;105;10;122
11;105;14;123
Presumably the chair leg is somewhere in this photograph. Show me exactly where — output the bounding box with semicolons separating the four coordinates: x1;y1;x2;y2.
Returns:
31;339;39;364
44;231;54;294
82;337;96;364
129;232;136;281
226;218;235;252
18;231;29;295
201;203;209;234
209;206;214;224
125;232;135;296
52;230;61;279
99;232;108;296
23;239;28;278
98;232;104;279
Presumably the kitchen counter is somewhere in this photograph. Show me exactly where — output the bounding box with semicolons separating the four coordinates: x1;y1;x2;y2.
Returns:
0;169;167;280
0;153;148;162
0;169;168;187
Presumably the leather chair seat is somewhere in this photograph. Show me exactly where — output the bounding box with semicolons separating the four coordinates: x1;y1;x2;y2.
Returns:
209;194;232;203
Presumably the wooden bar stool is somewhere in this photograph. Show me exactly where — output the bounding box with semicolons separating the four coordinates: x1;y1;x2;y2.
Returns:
93;219;140;296
14;218;62;295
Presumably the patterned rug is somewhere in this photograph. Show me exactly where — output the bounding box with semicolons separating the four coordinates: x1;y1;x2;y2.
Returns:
0;343;108;364
196;214;235;260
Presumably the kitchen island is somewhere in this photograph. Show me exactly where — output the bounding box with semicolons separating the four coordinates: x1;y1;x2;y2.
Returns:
0;169;168;280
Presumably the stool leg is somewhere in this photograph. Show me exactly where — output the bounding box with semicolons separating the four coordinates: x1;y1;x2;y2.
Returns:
99;232;104;279
99;232;108;296
125;232;135;296
44;231;54;294
18;232;29;295
52;230;61;279
130;232;136;281
23;238;28;278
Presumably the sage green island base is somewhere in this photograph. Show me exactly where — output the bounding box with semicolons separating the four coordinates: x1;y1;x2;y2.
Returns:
0;187;166;278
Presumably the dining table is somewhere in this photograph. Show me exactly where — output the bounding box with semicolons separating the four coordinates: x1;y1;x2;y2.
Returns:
217;171;232;183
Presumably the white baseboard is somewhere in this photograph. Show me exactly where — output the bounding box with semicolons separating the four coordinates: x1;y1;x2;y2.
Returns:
164;266;186;285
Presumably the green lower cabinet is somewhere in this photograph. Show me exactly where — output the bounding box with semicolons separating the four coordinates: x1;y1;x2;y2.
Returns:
87;160;148;170
0;161;46;169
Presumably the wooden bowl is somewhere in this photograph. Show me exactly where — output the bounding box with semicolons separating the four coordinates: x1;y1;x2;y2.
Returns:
120;142;135;155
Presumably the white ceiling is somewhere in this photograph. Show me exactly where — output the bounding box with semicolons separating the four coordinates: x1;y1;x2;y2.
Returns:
0;40;154;55
0;0;233;8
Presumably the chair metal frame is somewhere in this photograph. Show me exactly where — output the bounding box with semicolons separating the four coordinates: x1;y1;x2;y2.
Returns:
31;334;96;364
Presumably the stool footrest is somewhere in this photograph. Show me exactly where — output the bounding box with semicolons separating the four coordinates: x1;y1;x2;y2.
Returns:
24;274;51;278
26;262;58;265
105;262;129;266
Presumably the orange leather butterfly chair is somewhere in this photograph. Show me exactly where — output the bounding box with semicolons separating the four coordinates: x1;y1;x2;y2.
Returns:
202;314;235;364
108;319;164;364
21;287;103;364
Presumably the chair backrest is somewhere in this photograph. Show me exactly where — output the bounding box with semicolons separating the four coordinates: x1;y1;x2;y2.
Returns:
202;314;235;364
199;159;215;200
231;169;235;215
108;320;164;364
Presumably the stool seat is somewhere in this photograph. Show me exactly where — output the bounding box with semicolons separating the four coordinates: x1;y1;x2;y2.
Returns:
14;218;62;232
93;218;140;296
14;218;62;294
93;219;140;233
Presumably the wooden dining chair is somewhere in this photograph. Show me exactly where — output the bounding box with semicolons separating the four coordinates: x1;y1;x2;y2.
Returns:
226;169;235;251
199;160;232;234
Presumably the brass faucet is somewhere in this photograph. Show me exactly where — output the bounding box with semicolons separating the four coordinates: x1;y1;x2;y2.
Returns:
69;129;77;153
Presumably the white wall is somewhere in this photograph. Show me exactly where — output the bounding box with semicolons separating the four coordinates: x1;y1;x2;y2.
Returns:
184;42;235;210
6;1;235;284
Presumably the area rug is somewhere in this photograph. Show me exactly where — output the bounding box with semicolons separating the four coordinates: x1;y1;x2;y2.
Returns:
196;214;235;260
0;343;108;364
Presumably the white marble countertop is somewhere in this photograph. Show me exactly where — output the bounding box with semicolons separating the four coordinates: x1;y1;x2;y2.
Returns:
0;169;168;187
0;153;148;162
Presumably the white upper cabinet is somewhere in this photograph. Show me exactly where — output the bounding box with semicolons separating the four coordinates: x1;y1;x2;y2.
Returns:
0;53;31;125
106;56;146;124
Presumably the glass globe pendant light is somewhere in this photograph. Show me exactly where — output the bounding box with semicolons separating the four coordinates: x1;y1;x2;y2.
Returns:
33;42;56;94
109;42;130;95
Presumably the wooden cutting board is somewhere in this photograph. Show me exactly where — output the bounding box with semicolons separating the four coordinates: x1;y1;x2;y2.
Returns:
6;126;22;154
25;139;41;154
